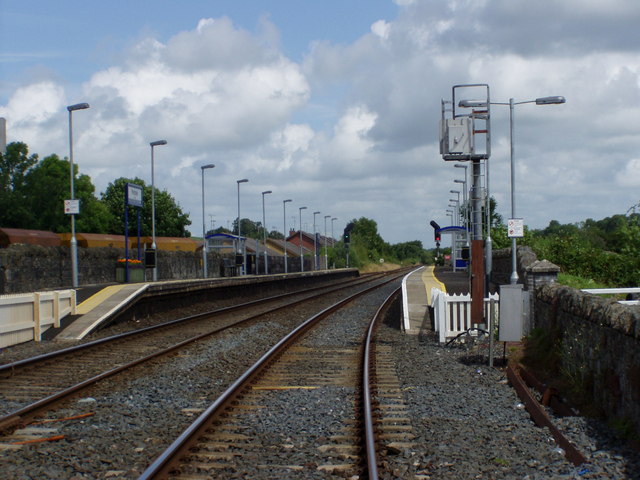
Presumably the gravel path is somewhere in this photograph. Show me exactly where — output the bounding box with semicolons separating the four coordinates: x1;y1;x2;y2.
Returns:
1;279;638;479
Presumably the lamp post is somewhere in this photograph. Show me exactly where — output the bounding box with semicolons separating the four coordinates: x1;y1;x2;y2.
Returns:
460;95;565;284
236;178;249;275
200;164;215;278
149;139;167;282
299;206;307;272
313;211;320;270
67;102;90;288
324;215;330;269
454;174;469;242
283;199;292;273
262;190;272;274
331;217;337;247
449;190;460;223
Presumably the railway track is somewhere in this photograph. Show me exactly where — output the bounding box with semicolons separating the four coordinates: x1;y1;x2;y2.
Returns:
138;271;409;479
0;272;401;432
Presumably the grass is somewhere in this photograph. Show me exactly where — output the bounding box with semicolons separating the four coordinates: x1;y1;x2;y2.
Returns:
556;273;608;290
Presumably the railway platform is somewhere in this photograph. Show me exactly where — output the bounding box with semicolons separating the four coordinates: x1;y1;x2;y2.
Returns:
52;269;360;342
402;265;469;335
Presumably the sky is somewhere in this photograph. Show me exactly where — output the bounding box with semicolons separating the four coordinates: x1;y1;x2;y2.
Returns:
1;0;640;248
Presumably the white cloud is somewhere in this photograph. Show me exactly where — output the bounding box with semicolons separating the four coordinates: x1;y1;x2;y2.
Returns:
3;3;640;245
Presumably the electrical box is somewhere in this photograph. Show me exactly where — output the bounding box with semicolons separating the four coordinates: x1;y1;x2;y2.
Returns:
440;117;474;155
499;284;524;342
144;248;156;268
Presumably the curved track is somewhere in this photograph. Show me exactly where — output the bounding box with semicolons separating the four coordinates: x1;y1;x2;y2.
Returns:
0;272;396;431
138;274;406;479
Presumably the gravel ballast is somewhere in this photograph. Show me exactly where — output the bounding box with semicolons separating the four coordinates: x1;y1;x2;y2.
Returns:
0;279;638;479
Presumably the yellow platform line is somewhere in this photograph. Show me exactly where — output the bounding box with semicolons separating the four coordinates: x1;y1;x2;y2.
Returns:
75;285;127;315
421;266;446;304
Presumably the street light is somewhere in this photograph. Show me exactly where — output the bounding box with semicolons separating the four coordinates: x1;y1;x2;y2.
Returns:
313;211;320;270
67;102;90;288
262;190;272;274
283;199;292;273
331;217;337;247
236;179;249;275
200;164;215;278
299;206;307;272
460;95;565;284
450;190;460;223
324;215;331;269
149;139;167;282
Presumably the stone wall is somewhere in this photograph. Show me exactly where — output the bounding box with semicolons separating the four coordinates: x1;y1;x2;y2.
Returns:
535;283;640;436
0;244;314;294
491;245;539;287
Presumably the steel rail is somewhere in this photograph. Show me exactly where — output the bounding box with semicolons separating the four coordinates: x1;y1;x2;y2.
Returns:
506;364;587;466
0;273;376;375
362;286;401;480
0;272;395;432
138;271;407;479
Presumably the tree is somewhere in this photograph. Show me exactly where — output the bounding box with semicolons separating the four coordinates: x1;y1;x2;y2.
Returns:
21;154;112;233
231;218;264;239
0;142;38;228
101;177;191;237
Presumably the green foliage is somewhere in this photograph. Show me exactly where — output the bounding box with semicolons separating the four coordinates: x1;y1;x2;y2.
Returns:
0;142;39;228
18;153;112;233
231;218;265;240
556;273;608;290
101;177;191;237
523;215;640;287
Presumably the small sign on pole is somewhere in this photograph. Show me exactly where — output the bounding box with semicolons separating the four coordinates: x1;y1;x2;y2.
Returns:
508;218;524;238
64;199;80;215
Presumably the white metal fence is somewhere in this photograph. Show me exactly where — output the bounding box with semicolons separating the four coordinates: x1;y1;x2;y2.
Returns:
0;290;76;348
431;288;499;343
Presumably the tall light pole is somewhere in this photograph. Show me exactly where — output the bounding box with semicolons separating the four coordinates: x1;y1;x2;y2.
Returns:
324;215;331;269
149;139;167;282
283;199;292;273
454;174;469;239
67;102;90;288
450;190;460;223
460;95;565;284
262;190;272;274
236;178;249;275
331;217;337;247
299;206;307;272
200;164;215;278
313;211;320;270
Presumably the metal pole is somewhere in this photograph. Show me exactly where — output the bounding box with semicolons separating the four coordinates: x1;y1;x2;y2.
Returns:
509;98;518;284
201;164;214;278
324;215;330;269
150;140;167;282
283;199;291;273
262;190;272;274
485;157;493;294
331;217;337;247
299;206;307;272
236;179;248;275
66;102;89;288
313;211;320;270
68;109;78;288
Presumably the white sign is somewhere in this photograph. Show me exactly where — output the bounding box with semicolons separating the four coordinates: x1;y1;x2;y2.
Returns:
126;183;143;207
508;218;524;238
64;199;80;215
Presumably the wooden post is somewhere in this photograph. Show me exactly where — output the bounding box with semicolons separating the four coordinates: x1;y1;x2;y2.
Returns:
33;293;42;342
